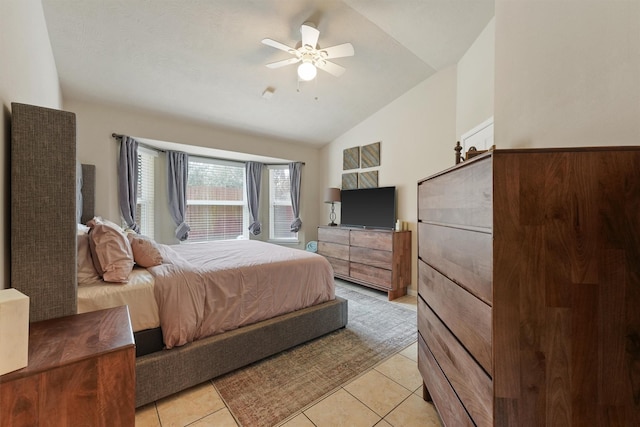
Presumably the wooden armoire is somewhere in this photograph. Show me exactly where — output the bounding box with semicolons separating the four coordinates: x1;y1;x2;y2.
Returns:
417;147;640;426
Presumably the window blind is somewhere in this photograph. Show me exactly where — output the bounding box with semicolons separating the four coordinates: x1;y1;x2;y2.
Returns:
136;148;156;238
269;166;297;241
186;157;248;242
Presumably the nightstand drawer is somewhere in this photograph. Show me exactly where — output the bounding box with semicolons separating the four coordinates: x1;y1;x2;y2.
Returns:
318;241;349;260
418;222;492;304
350;263;391;288
418;260;492;374
418;156;492;230
418;336;474;427
350;246;392;270
318;227;350;245
420;301;493;427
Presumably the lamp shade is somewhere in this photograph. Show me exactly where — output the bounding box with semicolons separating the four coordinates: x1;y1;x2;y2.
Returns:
324;187;341;203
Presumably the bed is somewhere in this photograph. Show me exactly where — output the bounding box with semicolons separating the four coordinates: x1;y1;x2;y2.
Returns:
9;103;348;408
81;174;348;408
76;230;339;351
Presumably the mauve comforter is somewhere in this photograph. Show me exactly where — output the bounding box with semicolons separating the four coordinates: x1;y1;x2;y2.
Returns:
149;240;335;349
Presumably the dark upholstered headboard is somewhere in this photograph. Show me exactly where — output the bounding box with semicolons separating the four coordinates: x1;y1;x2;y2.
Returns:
80;164;96;224
10;102;96;323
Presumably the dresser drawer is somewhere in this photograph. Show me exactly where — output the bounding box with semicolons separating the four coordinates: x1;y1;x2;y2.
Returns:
418;336;474;427
349;230;392;251
350;246;392;270
419;260;492;375
325;257;349;276
317;241;349;260
418;156;492;230
418;222;492;305
419;300;493;426
318;227;350;245
350;263;392;288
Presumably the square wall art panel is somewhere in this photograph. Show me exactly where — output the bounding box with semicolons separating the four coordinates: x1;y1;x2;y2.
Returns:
343;147;360;170
358;171;378;188
360;142;380;168
342;173;358;190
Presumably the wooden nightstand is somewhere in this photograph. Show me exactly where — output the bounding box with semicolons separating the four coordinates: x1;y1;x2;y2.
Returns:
0;306;136;427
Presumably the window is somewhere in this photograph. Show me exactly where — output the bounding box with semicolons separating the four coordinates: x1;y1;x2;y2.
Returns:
136;147;156;239
269;166;297;241
186;157;249;242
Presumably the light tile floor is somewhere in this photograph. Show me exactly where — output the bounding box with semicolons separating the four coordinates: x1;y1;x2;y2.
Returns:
135;282;442;427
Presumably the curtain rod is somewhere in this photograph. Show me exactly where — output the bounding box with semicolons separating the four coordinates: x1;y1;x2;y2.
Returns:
111;133;304;166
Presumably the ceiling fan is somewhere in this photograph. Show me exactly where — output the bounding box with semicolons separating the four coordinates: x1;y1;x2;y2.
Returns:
261;22;355;81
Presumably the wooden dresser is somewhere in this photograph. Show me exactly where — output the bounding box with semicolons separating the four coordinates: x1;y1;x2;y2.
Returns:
318;226;411;300
0;306;136;427
417;147;640;426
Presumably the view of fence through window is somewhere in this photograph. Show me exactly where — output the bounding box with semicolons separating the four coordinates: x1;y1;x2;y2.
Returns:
185;159;248;242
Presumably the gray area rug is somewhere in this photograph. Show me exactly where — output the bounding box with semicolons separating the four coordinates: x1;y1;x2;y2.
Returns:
213;285;417;427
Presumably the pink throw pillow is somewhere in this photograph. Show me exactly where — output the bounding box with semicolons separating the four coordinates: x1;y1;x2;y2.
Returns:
87;217;134;283
127;234;163;268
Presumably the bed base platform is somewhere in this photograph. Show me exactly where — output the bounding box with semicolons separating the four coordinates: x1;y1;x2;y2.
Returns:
135;296;348;407
134;327;164;357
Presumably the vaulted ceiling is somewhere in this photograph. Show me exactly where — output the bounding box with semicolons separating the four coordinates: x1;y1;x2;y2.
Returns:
42;0;494;146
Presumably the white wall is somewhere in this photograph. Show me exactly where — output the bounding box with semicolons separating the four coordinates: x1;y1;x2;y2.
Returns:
319;16;496;295
0;0;62;289
457;17;495;140
320;66;458;294
66;98;322;249
495;0;640;148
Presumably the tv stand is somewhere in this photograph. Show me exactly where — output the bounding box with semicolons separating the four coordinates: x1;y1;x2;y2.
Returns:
317;226;411;300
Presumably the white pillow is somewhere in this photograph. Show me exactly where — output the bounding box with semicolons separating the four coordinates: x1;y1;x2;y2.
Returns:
77;224;101;285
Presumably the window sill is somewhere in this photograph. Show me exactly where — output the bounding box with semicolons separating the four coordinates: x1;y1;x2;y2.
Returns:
268;239;300;245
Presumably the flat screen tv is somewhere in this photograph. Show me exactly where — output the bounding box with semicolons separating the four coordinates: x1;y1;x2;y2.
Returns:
340;186;396;230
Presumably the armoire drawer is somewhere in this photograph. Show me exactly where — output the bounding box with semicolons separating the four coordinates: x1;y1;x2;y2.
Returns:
318;227;350;245
419;299;493;427
350;246;392;270
418;260;492;374
350;263;391;288
418;222;492;304
418;336;474;427
317;241;349;260
417;156;492;230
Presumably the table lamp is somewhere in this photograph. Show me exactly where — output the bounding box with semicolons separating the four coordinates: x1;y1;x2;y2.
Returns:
324;187;341;226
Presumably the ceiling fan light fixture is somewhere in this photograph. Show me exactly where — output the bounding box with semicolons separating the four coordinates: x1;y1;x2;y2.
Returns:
262;22;354;82
297;61;317;81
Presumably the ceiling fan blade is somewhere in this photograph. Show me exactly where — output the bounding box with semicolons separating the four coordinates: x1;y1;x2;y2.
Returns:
261;38;296;54
319;42;355;59
266;57;301;69
300;23;320;50
316;60;346;77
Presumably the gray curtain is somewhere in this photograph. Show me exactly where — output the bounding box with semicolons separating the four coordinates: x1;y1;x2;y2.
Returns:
289;162;303;232
167;151;190;241
245;161;263;235
118;136;140;233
